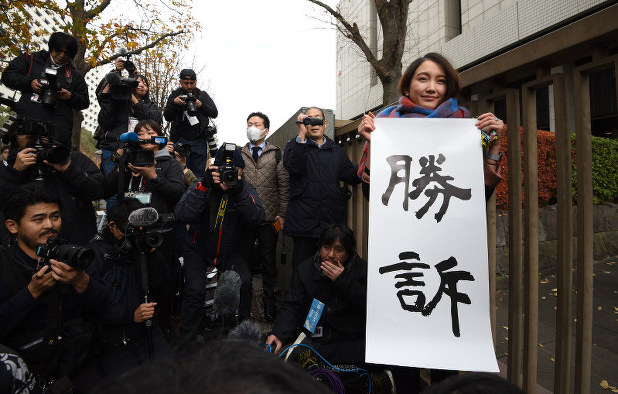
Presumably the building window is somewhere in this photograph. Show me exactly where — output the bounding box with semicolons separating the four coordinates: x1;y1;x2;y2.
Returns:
590;67;617;138
536;86;550;131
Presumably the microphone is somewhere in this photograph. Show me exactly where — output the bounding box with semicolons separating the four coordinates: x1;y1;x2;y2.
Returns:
128;207;159;227
228;320;263;346
119;131;138;142
213;270;241;317
104;71;122;86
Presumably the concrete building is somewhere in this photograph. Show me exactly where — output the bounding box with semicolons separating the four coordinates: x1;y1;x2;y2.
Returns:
336;0;618;138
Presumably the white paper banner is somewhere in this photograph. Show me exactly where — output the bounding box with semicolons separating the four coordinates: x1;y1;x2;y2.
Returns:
366;118;499;372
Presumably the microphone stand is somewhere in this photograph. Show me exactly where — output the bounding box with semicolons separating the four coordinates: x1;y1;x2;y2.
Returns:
136;233;154;359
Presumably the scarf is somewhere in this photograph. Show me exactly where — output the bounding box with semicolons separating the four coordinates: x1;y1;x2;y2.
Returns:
357;97;469;180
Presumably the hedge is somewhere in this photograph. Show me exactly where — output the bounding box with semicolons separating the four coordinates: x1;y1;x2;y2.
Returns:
494;126;617;209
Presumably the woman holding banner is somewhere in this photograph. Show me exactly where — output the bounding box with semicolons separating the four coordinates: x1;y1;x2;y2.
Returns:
357;52;503;198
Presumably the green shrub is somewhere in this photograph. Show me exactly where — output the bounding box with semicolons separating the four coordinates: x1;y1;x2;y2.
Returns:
571;134;618;204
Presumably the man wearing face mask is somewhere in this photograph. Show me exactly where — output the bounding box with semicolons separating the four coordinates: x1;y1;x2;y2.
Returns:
163;69;218;176
240;112;289;322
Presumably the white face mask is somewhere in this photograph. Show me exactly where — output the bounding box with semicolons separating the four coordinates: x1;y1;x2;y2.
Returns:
247;126;266;143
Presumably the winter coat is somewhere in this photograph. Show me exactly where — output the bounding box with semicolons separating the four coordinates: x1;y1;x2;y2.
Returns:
95;93;162;151
241;142;289;222
174;179;265;263
0;150;104;245
163;87;218;142
272;252;367;344
103;148;185;214
0;50;89;147
283;136;361;238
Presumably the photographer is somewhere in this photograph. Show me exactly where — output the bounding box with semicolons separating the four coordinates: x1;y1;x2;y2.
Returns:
103;119;184;337
163;69;218;175
0;184;108;390
174;145;264;349
0;121;104;246
96;60;162;175
0;32;90;147
88;198;173;377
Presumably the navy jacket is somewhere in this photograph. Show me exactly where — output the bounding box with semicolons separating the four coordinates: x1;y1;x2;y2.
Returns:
174;179;265;263
283;136;361;238
0;50;89;147
0;150;104;245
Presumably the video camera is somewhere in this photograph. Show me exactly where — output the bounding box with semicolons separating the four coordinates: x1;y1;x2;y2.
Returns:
113;131;167;168
125;207;173;253
36;237;95;270
39;68;66;108
179;93;198;116
104;72;139;101
218;142;239;187
300;117;324;126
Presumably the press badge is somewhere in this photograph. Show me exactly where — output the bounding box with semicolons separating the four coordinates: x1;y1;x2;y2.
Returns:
303;298;324;335
125;191;152;204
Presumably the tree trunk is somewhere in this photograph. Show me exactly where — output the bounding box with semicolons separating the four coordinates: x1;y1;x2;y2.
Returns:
71;110;83;151
381;73;401;109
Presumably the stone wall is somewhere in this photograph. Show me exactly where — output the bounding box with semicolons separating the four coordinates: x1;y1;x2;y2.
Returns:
495;203;617;275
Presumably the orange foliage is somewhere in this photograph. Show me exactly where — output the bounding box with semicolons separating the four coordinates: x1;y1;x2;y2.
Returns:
494;125;558;209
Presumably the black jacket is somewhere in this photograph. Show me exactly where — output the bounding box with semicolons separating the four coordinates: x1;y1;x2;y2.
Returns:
88;231;168;346
174;179;265;262
0;50;90;147
96;93;162;151
283;136;361;238
0;245;108;374
0;150;104;245
163;87;218;141
103;149;185;214
272;252;367;344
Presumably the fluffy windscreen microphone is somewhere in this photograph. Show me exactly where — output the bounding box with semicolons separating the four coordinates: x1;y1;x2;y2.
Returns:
228;320;263;345
104;72;122;86
213;270;241;317
128;207;159;227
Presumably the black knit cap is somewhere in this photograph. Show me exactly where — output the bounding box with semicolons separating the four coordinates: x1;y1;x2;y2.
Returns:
179;69;196;80
213;145;245;169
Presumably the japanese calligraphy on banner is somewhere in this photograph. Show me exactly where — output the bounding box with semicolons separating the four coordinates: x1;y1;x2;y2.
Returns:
366;118;499;372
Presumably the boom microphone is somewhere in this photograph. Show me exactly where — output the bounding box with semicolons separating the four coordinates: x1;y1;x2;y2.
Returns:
128;207;159;227
228;320;263;346
104;71;122;86
118;131;138;142
213;270;241;317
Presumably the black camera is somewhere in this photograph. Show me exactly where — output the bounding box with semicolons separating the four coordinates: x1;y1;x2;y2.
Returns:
118;48;137;75
301;117;324;126
105;72;139;101
173;142;191;157
32;140;71;166
180;93;198;116
39;68;63;108
36;237;95;270
218;143;239;187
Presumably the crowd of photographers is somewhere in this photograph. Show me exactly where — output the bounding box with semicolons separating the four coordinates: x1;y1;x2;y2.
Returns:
0;31;373;393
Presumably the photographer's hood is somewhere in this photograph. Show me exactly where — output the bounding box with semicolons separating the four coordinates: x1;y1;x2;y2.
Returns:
213;146;245;168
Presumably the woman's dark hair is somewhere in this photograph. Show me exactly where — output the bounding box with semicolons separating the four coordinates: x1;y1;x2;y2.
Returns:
132;74;151;100
398;52;461;103
4;184;62;224
48;32;78;59
135;119;163;136
318;224;356;256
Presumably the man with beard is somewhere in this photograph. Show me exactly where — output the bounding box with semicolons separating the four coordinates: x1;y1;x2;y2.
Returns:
0;184;108;392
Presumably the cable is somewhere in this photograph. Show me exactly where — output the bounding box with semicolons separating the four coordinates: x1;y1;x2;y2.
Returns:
278;342;372;393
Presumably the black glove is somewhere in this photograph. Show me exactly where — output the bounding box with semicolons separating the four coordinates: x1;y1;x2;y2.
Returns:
226;180;244;197
201;169;215;187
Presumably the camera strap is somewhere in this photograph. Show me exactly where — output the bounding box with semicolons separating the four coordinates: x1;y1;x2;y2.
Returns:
211;193;228;232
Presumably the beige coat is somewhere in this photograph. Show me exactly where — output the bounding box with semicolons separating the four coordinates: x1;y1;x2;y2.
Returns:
241;142;289;222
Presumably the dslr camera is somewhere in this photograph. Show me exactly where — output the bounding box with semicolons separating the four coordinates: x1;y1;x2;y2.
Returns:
218;143;239;187
172;142;191;157
179;93;198;116
36;237;95;270
118;48;137;75
301;117;324;126
39;68;65;108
